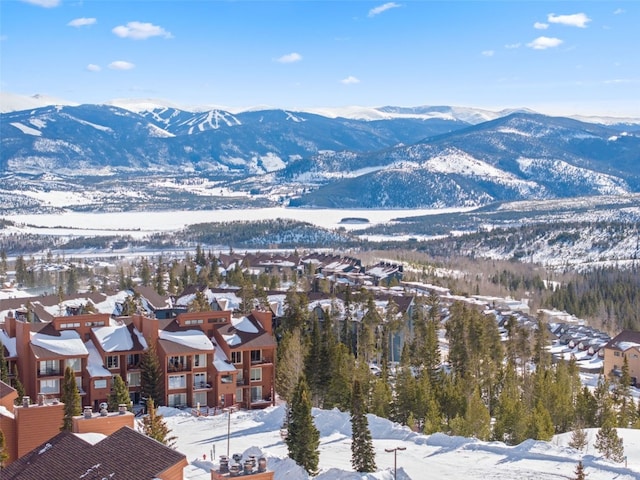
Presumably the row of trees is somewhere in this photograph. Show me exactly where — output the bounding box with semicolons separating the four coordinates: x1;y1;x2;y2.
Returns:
275;288;637;473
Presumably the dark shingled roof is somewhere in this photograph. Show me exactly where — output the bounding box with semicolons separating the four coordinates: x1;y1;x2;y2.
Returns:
215;314;276;350
605;329;640;350
1;426;186;479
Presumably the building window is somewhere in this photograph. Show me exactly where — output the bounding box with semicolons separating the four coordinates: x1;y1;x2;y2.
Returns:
59;322;80;329
75;376;83;392
85;321;105;327
231;351;242;364
193;392;207;407
250;367;262;382
94;379;107;389
236;388;243;402
127;354;140;367
168;355;186;371
194;353;206;368
39;360;59;376
221;374;233;384
168;393;186;408
194;372;207;388
39;379;59;394
66;358;81;372
250;386;262;403
250;350;262;364
614;351;621;357
127;371;141;387
185;319;203;325
237;370;244;385
106;355;119;369
168;374;186;390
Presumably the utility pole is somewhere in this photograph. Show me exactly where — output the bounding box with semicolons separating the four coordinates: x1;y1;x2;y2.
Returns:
385;446;406;480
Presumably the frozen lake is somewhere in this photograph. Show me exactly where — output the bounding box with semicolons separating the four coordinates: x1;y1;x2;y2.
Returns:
6;206;473;236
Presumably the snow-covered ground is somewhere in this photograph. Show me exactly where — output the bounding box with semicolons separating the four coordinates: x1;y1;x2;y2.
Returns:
160;405;640;480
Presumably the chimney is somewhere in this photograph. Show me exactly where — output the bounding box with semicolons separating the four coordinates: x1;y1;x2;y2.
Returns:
219;456;229;474
257;457;267;473
228;464;240;477
22;396;30;408
84;406;92;419
243;459;253;475
37;394;45;406
118;404;127;415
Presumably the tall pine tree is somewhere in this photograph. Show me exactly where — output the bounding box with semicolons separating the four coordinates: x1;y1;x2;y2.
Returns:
140;342;164;406
286;376;320;475
350;379;376;472
60;366;81;431
108;374;132;411
141;397;176;447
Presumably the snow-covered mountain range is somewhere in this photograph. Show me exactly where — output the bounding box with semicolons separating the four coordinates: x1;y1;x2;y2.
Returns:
1;92;639;210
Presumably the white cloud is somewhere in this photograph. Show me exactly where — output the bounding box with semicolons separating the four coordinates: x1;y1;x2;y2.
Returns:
276;52;302;64
341;76;360;85
527;36;563;50
86;64;101;72
534;22;549;30
108;61;135;70
112;21;172;40
20;0;60;7
67;17;97;27
368;2;401;17
505;43;521;49
547;13;591;28
482;50;494;57
613;8;625;15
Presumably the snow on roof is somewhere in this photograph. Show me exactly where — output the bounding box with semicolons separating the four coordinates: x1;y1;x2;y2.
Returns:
231;316;258;334
31;329;88;357
176;293;196;307
85;341;112;378
0;405;15;419
159;330;214;351
73;432;107;446
222;333;241;347
0;329;17;356
618;341;640;351
92;290;130;315
134;328;148;350
213;347;236;373
92;324;133;352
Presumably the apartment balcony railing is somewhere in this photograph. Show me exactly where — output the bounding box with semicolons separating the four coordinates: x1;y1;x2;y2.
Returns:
193;382;212;390
167;362;191;372
37;369;61;377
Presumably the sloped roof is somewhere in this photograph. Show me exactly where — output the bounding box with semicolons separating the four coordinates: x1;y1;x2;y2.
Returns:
605;330;640;351
215;313;276;350
1;426;186;480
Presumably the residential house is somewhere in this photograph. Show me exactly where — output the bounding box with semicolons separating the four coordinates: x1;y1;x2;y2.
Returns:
603;330;640;385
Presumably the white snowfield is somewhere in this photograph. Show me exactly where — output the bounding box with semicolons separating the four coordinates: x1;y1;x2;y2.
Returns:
159;405;640;480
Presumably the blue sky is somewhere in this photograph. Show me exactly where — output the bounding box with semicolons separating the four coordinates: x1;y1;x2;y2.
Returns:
1;0;638;116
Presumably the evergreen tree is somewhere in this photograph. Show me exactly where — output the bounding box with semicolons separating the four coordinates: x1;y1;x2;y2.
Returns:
13;365;25;406
141;397;176;447
66;267;78;295
108;374;132;411
594;401;625;462
286;376;320;475
60;366;81;431
189;289;211;312
0;427;8;467
527;400;555;441
569;421;588;452
140;342;164;406
573;460;587;480
370;378;392;419
450;387;491;440
275;328;305;404
324;342;355;411
0;342;9;384
154;259;166;295
140;258;151;286
350;380;376;472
